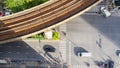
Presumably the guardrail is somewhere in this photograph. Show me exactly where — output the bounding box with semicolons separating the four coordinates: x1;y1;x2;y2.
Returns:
0;0;102;44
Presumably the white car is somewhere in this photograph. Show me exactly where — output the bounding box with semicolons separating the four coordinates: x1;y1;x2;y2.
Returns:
77;52;92;57
100;7;111;18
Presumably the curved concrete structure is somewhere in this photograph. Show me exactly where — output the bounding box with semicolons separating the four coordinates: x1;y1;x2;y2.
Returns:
0;0;102;44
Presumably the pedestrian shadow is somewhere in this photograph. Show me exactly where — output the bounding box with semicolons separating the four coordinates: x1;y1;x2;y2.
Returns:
84;62;90;67
93;60;104;67
96;35;102;48
74;47;88;56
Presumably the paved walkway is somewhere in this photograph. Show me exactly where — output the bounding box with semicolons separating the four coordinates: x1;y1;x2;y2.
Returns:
66;14;120;67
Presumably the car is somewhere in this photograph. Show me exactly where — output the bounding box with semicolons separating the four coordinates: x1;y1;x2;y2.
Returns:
0;59;11;65
77;52;91;57
43;45;56;52
100;6;111;18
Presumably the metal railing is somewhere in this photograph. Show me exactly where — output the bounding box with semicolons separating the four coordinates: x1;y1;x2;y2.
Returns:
0;0;102;43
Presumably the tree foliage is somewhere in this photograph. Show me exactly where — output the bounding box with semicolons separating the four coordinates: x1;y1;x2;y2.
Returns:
4;0;48;13
52;32;60;40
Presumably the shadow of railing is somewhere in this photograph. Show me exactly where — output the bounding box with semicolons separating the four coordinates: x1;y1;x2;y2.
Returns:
0;0;101;44
0;40;68;67
0;41;50;64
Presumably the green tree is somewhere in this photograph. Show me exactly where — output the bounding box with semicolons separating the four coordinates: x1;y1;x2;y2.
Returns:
52;32;60;40
4;0;48;13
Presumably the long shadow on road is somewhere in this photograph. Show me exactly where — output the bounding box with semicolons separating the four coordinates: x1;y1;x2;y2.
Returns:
80;15;120;48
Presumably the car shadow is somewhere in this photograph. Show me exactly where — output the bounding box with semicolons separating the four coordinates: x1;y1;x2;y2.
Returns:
74;47;88;56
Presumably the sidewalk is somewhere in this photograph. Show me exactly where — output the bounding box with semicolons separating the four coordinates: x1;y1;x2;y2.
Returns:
66;14;120;67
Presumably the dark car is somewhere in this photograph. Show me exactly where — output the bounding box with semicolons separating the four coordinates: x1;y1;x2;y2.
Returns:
43;45;56;52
